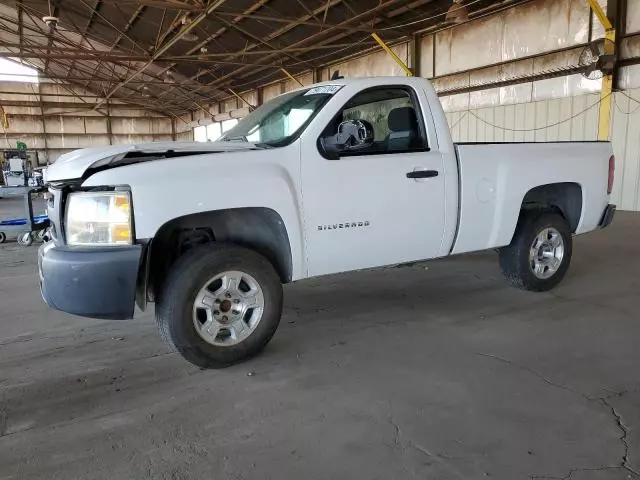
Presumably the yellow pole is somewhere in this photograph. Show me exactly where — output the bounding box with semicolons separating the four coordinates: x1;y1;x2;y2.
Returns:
586;0;613;29
281;68;304;87
371;33;414;77
598;30;615;141
228;88;255;109
586;0;614;141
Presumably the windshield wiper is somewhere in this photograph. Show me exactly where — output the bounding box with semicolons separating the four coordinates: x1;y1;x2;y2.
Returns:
222;135;248;142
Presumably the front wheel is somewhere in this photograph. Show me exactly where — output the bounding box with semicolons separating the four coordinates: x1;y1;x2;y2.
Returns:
17;232;33;247
156;244;283;368
499;212;573;292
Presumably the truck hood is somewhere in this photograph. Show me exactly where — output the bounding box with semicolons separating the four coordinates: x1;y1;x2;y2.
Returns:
45;141;260;183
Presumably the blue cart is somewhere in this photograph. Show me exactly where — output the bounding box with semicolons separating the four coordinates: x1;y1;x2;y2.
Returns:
0;186;49;246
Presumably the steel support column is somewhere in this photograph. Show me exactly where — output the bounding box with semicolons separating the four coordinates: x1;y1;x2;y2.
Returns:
587;0;615;141
411;34;421;78
106;100;113;145
36;83;49;164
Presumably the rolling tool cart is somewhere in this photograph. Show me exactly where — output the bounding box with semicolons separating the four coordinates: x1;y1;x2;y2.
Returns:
0;186;49;246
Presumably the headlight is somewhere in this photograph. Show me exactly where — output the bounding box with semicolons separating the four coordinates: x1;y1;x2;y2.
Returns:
65;191;133;246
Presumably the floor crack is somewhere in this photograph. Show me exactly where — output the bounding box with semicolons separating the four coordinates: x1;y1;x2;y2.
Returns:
598;398;637;473
531;465;640;480
387;416;469;479
477;353;589;400
478;352;640;479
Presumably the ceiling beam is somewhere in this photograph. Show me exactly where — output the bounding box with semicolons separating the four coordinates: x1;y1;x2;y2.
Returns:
76;0;147;53
212;9;375;31
0;8;213;112
155;0;348;99
95;0;206;10
0;17;195;115
64;0;101;80
110;4;145;51
185;0;407;96
92;0;229;111
213;14;315;69
152;0;270;84
17;0;23;56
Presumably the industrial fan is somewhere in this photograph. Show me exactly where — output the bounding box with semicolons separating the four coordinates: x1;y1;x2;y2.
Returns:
578;39;616;80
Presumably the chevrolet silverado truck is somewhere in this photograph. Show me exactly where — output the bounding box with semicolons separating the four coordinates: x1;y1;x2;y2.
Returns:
40;76;616;368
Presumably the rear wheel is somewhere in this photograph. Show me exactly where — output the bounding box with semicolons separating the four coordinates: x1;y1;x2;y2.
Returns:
499;212;572;292
156;244;283;368
0;232;6;244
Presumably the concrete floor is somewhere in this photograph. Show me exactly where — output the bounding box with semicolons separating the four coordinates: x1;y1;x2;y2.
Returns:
0;205;639;480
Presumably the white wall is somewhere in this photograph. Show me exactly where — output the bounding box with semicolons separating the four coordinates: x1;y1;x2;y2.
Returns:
444;93;600;143
0;81;176;164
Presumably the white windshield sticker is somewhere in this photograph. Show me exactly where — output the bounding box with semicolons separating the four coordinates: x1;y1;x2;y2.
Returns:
304;85;343;96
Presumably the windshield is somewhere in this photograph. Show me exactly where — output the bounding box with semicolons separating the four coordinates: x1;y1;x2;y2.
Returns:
220;88;335;147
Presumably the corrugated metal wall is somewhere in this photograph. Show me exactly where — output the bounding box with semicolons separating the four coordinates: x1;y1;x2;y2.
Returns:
0;81;176;164
444;94;600;143
444;89;640;211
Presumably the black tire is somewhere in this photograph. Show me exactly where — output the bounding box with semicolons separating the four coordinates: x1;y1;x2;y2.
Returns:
499;211;573;292
156;244;283;368
0;232;6;244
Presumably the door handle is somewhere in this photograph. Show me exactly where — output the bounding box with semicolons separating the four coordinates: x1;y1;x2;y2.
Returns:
406;170;439;179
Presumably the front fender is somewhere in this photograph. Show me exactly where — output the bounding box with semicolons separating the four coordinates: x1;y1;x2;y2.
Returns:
82;146;307;280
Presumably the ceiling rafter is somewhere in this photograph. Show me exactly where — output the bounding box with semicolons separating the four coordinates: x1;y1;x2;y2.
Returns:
96;0;206;10
80;3;147;88
18;2;140;54
6;9;210;112
0;18;190;114
63;1;104;80
213;13;315;70
152;0;271;83
76;0;147;53
16;0;22;55
180;0;408;97
91;0;228;111
155;0;348;101
0;0;528;113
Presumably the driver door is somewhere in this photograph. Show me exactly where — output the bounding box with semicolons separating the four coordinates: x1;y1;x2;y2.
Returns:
300;85;447;277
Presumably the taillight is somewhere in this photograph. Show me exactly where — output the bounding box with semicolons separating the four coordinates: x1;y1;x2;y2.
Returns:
607;155;615;195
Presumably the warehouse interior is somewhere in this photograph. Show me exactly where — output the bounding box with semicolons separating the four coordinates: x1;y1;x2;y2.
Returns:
1;0;640;478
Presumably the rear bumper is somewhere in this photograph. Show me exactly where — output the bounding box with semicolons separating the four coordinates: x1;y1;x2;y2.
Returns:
599;204;616;229
38;242;143;320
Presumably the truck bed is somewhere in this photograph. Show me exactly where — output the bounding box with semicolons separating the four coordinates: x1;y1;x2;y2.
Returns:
451;142;611;255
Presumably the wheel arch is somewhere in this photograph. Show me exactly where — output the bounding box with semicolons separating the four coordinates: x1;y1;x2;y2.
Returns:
520;182;583;233
145;207;293;303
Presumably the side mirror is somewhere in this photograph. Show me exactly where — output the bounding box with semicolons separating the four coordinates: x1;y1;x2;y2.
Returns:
336;119;374;151
317;119;375;160
317;137;340;160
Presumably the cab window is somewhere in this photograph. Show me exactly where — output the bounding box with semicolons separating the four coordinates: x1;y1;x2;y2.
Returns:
319;87;428;157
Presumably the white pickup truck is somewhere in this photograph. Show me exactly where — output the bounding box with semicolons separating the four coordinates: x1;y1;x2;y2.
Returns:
40;76;616;368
